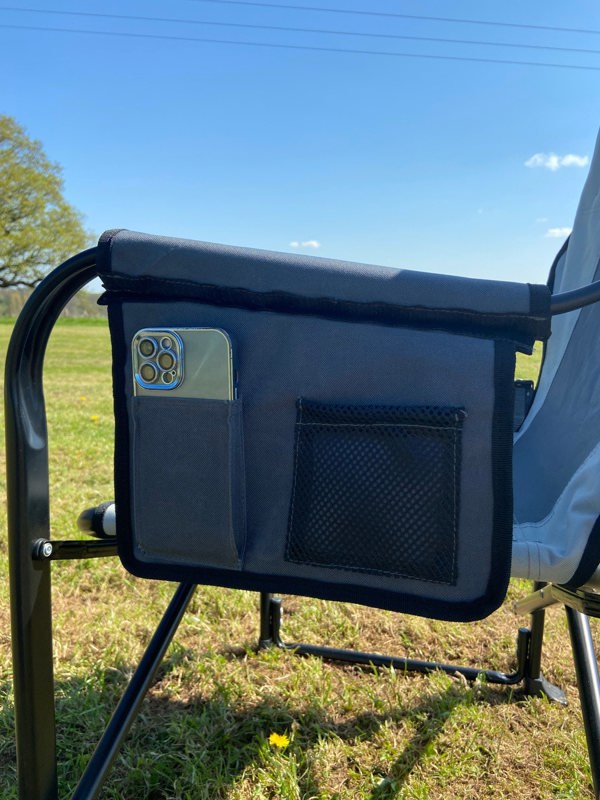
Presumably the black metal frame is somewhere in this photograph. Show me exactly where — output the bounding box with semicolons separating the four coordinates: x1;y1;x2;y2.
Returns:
6;249;600;799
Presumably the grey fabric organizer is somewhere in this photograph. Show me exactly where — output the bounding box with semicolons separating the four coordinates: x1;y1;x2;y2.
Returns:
98;230;551;621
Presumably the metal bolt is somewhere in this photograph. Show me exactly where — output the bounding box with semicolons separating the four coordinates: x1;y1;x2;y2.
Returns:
41;541;53;558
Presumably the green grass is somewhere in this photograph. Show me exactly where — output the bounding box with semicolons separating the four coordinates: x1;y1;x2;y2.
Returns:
516;341;544;384
0;323;596;799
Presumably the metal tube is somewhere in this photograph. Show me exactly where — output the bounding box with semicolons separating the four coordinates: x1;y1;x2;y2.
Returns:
280;640;526;685
5;249;98;800
551;278;600;315
258;592;274;647
71;582;197;800
31;538;118;561
513;585;558;616
566;607;600;799
526;581;547;682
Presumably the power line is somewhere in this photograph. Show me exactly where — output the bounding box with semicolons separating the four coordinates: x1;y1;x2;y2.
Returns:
2;6;600;57
185;0;600;37
3;22;600;71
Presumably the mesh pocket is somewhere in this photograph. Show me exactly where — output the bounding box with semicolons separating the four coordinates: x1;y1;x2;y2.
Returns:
286;399;466;585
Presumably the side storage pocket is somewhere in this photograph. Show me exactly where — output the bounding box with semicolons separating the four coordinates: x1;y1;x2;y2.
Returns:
286;399;466;585
130;396;245;569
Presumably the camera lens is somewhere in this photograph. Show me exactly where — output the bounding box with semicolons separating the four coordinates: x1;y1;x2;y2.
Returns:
162;371;175;384
158;351;176;370
160;336;173;350
138;337;156;357
140;362;157;383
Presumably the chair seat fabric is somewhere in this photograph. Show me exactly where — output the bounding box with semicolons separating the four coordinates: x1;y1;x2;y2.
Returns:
512;130;600;588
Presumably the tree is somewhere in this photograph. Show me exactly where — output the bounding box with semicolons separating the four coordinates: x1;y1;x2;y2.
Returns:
0;114;91;288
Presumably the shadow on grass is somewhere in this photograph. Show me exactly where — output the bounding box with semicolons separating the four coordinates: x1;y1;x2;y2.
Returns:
0;650;520;800
367;686;467;800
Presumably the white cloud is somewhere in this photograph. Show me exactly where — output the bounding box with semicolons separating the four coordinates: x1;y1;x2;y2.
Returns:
289;240;321;249
561;154;589;168
545;227;572;238
525;152;589;171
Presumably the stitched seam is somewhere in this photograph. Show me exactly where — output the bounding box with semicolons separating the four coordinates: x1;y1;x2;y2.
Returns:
107;272;544;323
102;288;538;348
450;425;459;583
104;274;548;344
224;401;242;565
284;553;456;584
297;422;462;431
285;399;304;560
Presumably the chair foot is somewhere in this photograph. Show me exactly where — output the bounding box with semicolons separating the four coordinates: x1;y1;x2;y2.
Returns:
518;581;567;706
523;674;568;705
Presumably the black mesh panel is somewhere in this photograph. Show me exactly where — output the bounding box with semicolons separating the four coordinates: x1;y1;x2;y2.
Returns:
286;399;466;585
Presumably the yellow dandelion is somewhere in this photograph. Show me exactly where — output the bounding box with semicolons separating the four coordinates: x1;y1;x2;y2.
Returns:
79;395;87;402
268;732;290;749
90;415;100;423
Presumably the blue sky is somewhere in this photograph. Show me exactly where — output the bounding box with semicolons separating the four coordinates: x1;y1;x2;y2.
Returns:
2;0;599;284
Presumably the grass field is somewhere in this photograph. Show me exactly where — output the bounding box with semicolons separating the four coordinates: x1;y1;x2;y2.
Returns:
0;320;596;799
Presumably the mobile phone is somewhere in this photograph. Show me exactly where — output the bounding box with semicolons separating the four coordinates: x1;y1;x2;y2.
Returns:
132;327;234;399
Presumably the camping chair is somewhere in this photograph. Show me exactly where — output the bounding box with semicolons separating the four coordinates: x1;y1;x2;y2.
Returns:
7;134;600;799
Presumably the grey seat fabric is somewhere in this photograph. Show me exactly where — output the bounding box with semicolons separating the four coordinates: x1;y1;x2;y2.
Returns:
513;129;600;586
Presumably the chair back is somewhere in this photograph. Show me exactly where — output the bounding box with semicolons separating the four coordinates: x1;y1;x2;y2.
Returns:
513;130;600;586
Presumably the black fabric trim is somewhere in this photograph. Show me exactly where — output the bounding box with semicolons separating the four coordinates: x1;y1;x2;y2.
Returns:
99;273;550;349
117;538;509;624
109;562;503;622
527;284;552;340
563;515;600;589
528;237;571;414
98;229;124;248
96;230;125;280
487;340;517;608
107;300;136;569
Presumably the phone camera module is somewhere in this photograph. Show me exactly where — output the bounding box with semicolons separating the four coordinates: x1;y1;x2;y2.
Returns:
134;329;184;391
138;337;157;358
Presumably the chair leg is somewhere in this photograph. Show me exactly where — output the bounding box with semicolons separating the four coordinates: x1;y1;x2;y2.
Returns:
566;606;600;799
10;559;58;800
259;592;282;649
523;583;567;704
259;592;274;648
71;582;197;800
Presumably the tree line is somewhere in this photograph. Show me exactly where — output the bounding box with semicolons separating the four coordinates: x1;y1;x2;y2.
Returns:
1;114;92;289
0;287;106;318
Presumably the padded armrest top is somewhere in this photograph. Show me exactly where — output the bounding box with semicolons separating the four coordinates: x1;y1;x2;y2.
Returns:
98;229;551;350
